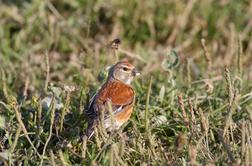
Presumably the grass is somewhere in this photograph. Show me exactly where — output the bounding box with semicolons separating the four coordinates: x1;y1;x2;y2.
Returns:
0;0;252;165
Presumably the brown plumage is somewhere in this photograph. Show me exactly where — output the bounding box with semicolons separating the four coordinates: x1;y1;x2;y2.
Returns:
85;60;140;139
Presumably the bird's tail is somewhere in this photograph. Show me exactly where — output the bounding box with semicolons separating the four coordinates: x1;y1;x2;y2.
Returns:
86;128;95;139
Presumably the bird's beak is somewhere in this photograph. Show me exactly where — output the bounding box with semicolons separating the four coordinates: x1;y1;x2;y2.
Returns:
132;68;141;76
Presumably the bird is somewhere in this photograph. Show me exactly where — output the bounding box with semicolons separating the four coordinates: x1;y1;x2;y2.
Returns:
85;60;140;139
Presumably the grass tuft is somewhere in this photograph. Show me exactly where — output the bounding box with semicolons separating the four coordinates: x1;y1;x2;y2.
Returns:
0;0;252;165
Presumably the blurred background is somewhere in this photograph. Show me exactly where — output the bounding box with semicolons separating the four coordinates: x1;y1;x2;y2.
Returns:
0;0;252;165
0;0;251;89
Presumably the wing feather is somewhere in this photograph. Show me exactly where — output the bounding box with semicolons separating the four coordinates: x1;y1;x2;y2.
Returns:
85;81;135;138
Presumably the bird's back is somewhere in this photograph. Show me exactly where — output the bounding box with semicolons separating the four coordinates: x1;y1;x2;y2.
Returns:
86;80;135;138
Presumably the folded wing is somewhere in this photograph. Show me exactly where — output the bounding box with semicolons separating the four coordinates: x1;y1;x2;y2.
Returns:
86;81;135;138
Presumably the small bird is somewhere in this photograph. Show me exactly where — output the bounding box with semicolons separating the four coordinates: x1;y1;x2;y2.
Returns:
85;60;140;139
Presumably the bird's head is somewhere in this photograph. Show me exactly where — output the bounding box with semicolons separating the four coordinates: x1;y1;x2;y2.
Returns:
108;60;140;84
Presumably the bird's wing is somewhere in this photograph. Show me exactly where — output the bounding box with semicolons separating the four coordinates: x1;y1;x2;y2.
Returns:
96;81;135;114
86;81;135;138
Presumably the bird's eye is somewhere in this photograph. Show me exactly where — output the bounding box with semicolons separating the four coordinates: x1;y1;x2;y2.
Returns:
123;67;129;71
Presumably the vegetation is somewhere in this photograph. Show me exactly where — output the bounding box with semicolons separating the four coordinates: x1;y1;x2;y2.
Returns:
0;0;252;165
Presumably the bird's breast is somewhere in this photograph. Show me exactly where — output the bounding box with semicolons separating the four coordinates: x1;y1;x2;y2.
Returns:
115;107;134;123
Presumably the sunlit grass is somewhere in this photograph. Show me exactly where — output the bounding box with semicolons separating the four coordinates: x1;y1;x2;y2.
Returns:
0;0;252;165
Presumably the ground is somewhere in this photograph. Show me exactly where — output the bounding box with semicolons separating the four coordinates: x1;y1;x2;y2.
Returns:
0;0;252;165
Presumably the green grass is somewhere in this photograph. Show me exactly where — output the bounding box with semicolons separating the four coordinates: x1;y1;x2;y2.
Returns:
0;0;252;165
